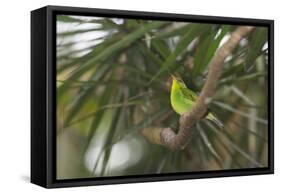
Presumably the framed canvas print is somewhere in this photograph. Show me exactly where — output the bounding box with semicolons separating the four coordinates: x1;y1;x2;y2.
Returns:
31;5;274;188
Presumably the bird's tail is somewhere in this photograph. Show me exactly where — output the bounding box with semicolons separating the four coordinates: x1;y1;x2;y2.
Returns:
206;113;224;129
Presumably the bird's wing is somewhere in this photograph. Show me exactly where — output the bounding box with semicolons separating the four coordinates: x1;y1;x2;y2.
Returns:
179;86;198;101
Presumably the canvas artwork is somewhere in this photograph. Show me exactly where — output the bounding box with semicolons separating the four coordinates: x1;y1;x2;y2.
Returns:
56;14;269;180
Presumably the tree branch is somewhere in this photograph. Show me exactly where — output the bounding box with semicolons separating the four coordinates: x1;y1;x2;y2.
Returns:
142;26;254;150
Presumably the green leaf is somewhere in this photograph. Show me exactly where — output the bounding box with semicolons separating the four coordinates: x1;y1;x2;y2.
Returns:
57;33;123;75
82;79;116;157
100;93;123;175
193;25;230;76
57;15;105;24
197;124;223;167
57;15;85;23
213;101;268;124
58;21;165;94
221;63;244;78
149;24;210;83
92;107;169;173
155;24;190;39
151;39;171;59
245;27;268;71
63;63;111;125
206;122;264;167
219;72;267;85
138;42;163;67
65;100;143;127
58;27;110;37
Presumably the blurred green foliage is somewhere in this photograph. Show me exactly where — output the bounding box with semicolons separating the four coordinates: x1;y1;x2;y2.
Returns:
56;15;268;179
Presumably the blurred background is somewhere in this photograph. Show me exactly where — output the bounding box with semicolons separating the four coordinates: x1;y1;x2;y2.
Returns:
56;15;268;179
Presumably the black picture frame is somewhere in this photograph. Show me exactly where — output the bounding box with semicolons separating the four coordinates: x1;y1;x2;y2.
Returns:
31;5;274;188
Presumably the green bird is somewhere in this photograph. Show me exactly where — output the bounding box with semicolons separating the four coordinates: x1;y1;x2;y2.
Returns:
170;75;223;127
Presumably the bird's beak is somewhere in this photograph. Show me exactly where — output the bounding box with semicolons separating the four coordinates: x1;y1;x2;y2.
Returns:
169;74;176;80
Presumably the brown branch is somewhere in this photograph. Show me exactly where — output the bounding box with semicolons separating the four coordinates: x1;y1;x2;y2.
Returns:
142;26;254;150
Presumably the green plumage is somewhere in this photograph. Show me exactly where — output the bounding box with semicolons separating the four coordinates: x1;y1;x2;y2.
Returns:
170;75;223;127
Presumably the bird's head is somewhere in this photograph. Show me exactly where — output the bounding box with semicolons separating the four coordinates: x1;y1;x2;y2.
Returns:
170;74;187;90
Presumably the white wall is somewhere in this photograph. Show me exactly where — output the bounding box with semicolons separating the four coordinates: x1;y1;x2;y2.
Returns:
0;0;279;193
